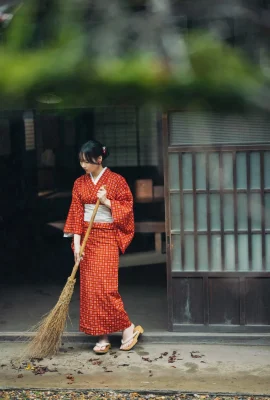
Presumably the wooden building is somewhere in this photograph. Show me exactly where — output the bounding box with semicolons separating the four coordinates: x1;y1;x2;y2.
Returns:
1;0;270;333
1;105;270;332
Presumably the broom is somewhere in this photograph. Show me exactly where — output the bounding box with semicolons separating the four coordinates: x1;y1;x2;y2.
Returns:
24;198;101;359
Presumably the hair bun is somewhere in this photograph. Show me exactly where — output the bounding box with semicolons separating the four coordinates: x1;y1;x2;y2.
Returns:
100;144;109;160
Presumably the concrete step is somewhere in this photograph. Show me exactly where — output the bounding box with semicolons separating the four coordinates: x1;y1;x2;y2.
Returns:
2;331;270;346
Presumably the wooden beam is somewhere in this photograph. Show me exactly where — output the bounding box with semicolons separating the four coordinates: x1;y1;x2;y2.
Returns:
135;221;165;233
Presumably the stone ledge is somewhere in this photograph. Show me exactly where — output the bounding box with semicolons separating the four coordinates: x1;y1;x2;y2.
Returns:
2;331;270;346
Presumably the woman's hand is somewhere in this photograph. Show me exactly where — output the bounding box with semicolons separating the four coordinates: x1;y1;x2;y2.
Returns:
74;234;84;264
74;248;84;264
97;186;111;208
97;186;107;204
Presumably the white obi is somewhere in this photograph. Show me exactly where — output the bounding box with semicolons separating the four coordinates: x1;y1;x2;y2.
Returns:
84;204;113;223
63;203;113;237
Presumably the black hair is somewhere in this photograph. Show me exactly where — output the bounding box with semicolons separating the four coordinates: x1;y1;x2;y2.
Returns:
79;140;110;164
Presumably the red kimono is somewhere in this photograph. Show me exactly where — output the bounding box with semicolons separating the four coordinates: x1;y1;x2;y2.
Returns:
63;168;134;336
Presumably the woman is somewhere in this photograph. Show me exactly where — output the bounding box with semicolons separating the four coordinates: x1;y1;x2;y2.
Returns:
63;140;143;354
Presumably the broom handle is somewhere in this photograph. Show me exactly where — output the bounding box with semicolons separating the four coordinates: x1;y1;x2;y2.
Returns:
70;187;104;280
79;199;101;256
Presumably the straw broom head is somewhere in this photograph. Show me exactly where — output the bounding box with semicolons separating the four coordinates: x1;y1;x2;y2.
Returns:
24;277;76;359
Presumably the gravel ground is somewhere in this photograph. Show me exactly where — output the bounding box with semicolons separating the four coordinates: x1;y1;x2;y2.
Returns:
1;391;270;400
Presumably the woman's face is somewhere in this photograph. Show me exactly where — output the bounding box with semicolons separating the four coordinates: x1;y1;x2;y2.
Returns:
80;155;102;174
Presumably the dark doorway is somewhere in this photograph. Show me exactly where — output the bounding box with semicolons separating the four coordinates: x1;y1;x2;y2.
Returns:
0;106;168;336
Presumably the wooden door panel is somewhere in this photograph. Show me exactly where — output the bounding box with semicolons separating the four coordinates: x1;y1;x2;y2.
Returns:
245;278;270;325
172;278;204;324
209;278;240;325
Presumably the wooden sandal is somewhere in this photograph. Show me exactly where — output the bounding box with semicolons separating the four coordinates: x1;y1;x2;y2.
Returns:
93;342;111;354
120;325;144;351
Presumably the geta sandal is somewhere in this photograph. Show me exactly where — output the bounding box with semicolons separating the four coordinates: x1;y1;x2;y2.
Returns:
120;325;144;351
93;342;111;354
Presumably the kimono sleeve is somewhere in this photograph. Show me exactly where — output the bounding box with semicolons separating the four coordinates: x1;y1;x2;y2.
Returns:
63;180;84;236
110;176;135;254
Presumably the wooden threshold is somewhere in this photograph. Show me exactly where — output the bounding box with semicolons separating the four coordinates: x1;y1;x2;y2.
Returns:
119;251;166;268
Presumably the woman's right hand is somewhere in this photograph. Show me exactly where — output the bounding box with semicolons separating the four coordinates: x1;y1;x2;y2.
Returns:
74;247;84;264
74;249;80;264
74;234;84;264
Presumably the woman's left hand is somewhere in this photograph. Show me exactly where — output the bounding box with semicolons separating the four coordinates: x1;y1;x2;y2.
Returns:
97;186;107;205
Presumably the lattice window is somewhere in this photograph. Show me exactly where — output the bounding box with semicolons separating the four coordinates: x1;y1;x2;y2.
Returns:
94;106;159;167
94;106;139;167
169;149;270;272
24;111;35;151
167;111;270;272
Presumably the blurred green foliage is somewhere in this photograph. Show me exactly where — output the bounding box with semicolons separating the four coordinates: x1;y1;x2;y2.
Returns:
0;0;267;111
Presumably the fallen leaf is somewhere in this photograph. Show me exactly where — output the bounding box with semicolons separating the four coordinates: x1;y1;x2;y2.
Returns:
191;352;203;358
92;360;102;366
168;352;177;363
66;374;75;384
33;366;49;375
17;374;23;378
